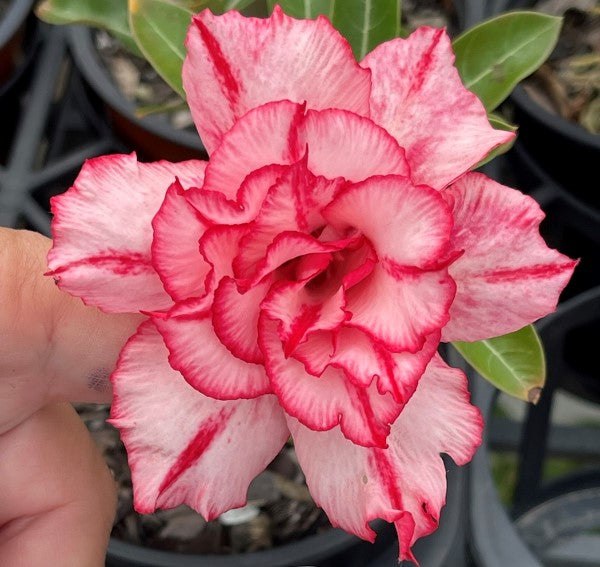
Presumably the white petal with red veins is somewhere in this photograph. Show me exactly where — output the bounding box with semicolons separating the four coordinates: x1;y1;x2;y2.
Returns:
330;327;439;404
109;321;288;520
442;173;578;341
154;303;271;399
345;262;455;352
259;316;401;448
362;27;513;189
287;354;482;562
183;7;370;153
212;277;268;363
300;109;410;182
152;180;211;301
47;154;207;312
187;101;305;206
323;175;452;267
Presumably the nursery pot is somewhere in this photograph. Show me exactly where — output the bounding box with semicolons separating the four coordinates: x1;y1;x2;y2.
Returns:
106;518;396;567
475;0;600;208
67;25;207;162
462;285;600;566
0;0;36;93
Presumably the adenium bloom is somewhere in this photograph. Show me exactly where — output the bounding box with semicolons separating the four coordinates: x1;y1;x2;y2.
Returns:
47;7;576;562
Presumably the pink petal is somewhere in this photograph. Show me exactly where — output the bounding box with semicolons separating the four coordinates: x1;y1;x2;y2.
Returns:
300;109;410;181
154;301;271;399
323;175;452;267
211;277;268;364
109;321;288;519
47;154;206;312
199;224;247;295
183;6;370;153
151;180;211;301
330;327;439;404
287;354;483;562
258;316;401;448
187;164;286;225
362;27;513;189
441;173;578;341
241;231;348;290
186;101;305;206
260;280;349;357
345;262;455;352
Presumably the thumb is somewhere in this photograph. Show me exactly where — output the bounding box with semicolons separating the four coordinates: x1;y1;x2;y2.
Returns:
0;228;143;408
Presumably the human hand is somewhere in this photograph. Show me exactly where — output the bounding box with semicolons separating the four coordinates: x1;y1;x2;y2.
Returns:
0;228;143;566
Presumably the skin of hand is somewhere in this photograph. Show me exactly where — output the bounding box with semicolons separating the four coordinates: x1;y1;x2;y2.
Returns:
0;228;143;566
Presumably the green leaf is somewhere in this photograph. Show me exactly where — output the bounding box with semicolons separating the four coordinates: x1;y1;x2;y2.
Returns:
160;0;257;14
332;0;401;60
474;112;518;168
452;11;562;112
128;0;193;98
36;0;141;54
267;0;332;19
453;325;546;403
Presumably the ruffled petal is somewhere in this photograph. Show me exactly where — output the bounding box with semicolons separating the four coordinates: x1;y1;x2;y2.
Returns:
199;224;247;295
47;154;206;312
442;173;578;342
287;354;482;562
151;180;211;301
261;280;349;356
154;300;271;399
330;327;439;404
300;109;409;181
362;27;513;189
258;316;401;448
212;277;268;364
109;321;288;519
186;100;305;206
183;6;370;153
323;175;452;267
345;262;455;352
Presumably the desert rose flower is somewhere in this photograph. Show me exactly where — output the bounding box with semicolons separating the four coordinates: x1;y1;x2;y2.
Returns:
47;7;576;562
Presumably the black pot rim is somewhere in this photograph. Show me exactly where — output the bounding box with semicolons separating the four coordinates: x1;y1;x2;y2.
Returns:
464;285;600;567
511;84;600;152
0;0;34;48
107;520;387;567
66;24;206;154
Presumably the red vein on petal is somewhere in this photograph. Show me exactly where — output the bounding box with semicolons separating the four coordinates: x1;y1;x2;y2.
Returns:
353;386;388;448
370;449;404;512
157;408;232;497
481;261;577;283
284;304;320;357
194;18;240;111
47;252;153;276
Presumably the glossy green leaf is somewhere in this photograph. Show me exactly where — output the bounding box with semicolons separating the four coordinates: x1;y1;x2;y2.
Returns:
128;0;193;98
452;11;562;111
331;0;401;60
453;325;546;403
36;0;141;54
267;0;332;19
474;112;518;168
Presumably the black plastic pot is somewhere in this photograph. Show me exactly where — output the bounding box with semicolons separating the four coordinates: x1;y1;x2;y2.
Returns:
460;286;600;566
0;0;34;83
67;25;207;162
107;522;394;567
105;460;469;567
474;0;600;209
0;0;37;96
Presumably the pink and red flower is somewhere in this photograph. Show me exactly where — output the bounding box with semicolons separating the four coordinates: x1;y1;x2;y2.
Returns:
47;7;575;562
